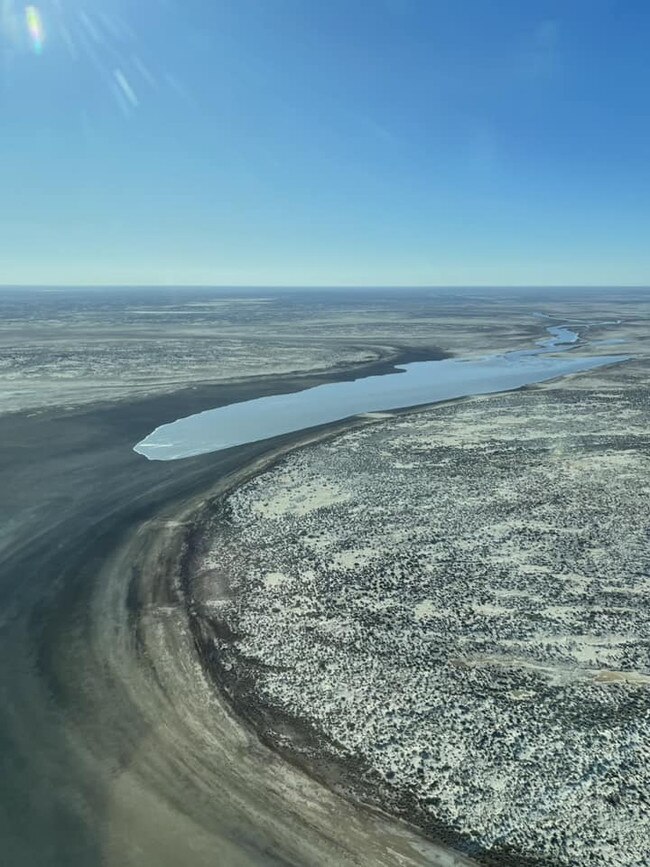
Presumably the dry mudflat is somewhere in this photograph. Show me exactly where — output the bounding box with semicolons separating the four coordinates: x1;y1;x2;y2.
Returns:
0;286;479;867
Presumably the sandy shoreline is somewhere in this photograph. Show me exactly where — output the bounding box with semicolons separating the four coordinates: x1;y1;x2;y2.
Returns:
156;422;477;866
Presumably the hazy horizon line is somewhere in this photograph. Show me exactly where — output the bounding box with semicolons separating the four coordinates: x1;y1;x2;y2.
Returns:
2;283;650;291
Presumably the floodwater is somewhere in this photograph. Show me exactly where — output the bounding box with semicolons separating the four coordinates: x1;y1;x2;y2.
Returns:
135;326;629;461
538;325;579;347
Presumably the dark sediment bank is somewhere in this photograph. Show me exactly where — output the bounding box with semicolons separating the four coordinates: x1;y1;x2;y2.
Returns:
0;342;469;867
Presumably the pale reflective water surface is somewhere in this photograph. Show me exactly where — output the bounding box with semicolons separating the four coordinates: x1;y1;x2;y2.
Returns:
135;326;629;461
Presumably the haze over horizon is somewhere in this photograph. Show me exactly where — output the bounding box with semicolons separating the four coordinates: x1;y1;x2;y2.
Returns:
3;284;650;292
2;0;650;286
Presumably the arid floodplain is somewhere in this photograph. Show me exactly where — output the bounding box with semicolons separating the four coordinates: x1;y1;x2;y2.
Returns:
1;286;649;867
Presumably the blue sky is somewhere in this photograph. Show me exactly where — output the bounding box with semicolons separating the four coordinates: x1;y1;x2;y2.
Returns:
1;0;649;286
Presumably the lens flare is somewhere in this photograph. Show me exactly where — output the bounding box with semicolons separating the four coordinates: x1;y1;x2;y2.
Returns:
3;2;181;115
25;5;44;54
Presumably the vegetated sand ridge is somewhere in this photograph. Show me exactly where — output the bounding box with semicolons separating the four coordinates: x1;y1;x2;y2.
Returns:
192;353;650;867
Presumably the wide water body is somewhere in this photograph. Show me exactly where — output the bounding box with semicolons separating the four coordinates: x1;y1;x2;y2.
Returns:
135;326;629;461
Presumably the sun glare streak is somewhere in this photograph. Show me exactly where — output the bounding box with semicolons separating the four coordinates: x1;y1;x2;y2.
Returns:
25;5;44;54
1;0;183;116
114;67;138;108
